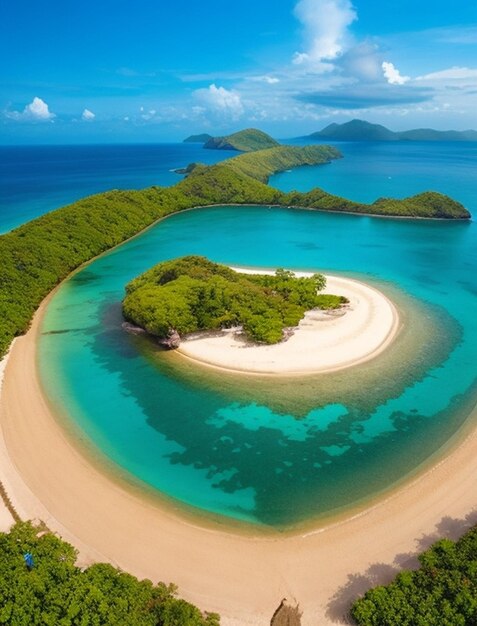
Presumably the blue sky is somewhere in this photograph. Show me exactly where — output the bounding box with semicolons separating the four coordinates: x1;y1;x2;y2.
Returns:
1;0;477;143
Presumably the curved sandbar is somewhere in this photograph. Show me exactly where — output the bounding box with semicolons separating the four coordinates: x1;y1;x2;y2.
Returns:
177;270;399;375
1;292;477;625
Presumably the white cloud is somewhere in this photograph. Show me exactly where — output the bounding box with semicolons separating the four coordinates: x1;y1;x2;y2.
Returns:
293;0;357;67
25;97;54;119
193;84;244;119
82;108;95;121
415;66;477;81
338;42;382;81
251;75;280;84
382;62;410;85
6;97;55;121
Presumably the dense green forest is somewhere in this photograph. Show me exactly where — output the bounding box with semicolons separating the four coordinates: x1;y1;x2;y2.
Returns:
0;144;469;359
351;524;477;625
123;256;345;345
222;144;340;182
0;521;218;626
203;128;279;151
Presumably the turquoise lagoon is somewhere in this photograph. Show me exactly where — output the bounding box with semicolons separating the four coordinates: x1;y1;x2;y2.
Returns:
39;143;477;529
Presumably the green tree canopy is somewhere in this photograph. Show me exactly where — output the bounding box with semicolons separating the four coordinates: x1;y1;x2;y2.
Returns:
123;256;345;345
0;522;219;626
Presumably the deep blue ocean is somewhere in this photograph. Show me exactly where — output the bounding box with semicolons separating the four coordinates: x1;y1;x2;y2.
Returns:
0;143;229;233
4;140;477;529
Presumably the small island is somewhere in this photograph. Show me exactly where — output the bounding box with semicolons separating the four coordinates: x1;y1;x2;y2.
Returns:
122;256;346;347
203;128;279;152
122;256;399;375
183;133;213;143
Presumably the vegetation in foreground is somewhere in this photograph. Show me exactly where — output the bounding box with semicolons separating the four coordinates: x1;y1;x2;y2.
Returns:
0;521;219;626
0;144;469;360
351;524;477;626
123;256;346;345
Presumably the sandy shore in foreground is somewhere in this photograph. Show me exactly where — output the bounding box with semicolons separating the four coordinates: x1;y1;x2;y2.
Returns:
0;346;15;531
178;270;399;375
1;291;477;625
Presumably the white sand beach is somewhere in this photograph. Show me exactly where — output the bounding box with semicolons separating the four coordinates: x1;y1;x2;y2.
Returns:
178;270;399;375
1;283;477;625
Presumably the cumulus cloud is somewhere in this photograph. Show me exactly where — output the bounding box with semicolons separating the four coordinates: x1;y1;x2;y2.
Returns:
81;108;95;120
6;97;55;121
293;0;357;67
193;84;244;119
382;62;410;85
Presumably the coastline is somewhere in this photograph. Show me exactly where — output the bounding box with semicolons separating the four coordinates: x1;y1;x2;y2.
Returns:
0;345;17;531
0;278;477;624
177;270;399;376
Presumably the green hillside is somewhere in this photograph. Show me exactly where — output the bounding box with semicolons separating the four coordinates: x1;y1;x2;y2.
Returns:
204;128;279;152
312;120;397;141
223;144;341;182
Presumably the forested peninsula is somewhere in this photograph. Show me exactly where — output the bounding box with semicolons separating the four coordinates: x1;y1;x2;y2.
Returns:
123;256;345;346
0;143;469;359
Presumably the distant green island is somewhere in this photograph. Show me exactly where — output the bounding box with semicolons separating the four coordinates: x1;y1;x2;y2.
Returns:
0;141;469;359
185;128;280;152
123;256;345;346
305;119;477;142
183;133;213;143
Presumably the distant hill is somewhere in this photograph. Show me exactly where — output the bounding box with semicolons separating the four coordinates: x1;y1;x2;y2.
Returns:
314;120;397;142
183;133;213;143
306;119;477;142
204;128;280;152
398;128;477;141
